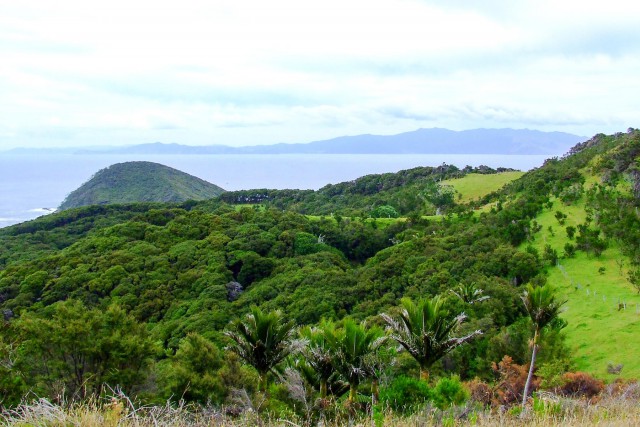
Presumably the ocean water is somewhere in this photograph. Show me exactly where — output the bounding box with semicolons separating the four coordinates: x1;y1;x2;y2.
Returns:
0;153;550;228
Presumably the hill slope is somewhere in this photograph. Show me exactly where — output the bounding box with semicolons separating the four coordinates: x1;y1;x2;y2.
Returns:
59;161;225;210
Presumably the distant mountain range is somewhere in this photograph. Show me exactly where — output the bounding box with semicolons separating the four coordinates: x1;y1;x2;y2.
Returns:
6;128;586;156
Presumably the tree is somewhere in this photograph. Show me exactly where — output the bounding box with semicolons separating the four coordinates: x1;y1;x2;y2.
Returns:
521;284;566;408
224;306;299;392
15;300;156;401
381;297;481;382
331;319;385;403
371;205;399;219
450;282;490;305
299;320;340;399
628;268;640;294
159;333;225;403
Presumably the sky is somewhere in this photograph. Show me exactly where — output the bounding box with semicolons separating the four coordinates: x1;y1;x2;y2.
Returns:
1;0;639;149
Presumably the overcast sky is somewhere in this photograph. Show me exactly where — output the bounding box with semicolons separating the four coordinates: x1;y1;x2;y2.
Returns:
1;0;639;149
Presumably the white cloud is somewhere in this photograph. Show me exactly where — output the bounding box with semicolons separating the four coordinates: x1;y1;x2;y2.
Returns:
0;0;638;148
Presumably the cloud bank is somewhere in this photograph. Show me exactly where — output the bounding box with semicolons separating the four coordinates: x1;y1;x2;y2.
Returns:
1;0;638;148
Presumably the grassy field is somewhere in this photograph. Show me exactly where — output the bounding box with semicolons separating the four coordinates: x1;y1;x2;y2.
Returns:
442;171;524;204
525;197;640;380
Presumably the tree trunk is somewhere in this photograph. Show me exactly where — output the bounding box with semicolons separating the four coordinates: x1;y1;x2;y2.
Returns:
348;382;358;403
419;367;429;382
259;373;268;393
371;379;379;404
320;378;328;399
522;329;539;408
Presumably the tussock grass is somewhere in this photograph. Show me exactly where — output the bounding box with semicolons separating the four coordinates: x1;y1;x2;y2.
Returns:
3;391;640;427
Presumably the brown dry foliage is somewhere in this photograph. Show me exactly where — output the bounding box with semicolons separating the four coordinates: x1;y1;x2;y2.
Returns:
466;378;493;407
558;372;604;399
491;355;537;406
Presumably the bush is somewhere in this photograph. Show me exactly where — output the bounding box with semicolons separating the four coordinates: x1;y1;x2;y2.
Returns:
491;356;533;406
379;376;431;414
431;375;469;409
466;378;492;407
563;243;576;258
559;372;604;399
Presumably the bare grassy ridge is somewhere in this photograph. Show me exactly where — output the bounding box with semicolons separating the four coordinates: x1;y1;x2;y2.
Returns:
442;171;524;204
3;391;640;427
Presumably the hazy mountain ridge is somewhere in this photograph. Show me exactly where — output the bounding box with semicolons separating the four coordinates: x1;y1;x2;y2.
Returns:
5;128;585;156
58;161;225;210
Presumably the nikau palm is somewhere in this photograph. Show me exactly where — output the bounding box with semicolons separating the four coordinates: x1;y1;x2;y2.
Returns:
332;319;386;403
450;282;490;305
381;296;481;381
300;320;340;399
521;284;566;407
225;306;299;391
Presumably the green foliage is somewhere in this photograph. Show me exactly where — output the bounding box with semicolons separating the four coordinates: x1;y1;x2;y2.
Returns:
220;164;503;217
431;375;469;409
554;210;567;225
331;319;385;402
370;205;399;219
521;283;567;405
563;242;576;258
224;306;298;391
299;320;342;398
543;244;558;265
0;336;26;408
575;223;608;257
14;300;156;400
158;333;226;404
381;297;481;380
7;132;640;410
379;375;431;413
522;284;567;334
59;161;225;210
629;269;640;294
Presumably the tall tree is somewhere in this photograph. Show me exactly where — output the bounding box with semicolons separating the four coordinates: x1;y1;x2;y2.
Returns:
15;300;156;401
225;306;299;392
331;319;386;403
381;296;481;381
299;320;339;399
521;284;566;407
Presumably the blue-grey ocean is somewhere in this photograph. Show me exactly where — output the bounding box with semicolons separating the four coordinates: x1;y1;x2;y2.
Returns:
0;153;550;228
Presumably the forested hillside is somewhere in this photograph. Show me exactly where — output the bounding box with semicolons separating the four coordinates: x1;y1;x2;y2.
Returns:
59;161;225;210
219;164;515;217
1;129;639;423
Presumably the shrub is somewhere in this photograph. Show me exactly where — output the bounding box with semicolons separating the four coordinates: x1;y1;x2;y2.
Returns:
431;375;469;410
559;372;604;399
466;378;492;407
491;356;534;406
379;376;431;414
563;243;576;258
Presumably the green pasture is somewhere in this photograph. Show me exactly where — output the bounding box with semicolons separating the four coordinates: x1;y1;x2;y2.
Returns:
526;197;640;380
442;171;524;203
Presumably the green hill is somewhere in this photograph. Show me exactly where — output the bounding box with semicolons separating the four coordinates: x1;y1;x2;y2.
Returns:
2;130;640;412
59;161;225;210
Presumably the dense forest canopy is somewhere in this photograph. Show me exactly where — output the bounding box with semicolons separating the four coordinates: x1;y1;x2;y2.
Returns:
59;161;226;210
1;129;640;417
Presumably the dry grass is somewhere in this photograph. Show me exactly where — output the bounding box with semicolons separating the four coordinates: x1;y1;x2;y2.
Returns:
2;390;640;427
